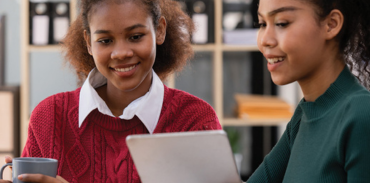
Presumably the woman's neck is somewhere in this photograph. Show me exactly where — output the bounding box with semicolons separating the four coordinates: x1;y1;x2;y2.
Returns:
298;59;345;102
96;74;153;117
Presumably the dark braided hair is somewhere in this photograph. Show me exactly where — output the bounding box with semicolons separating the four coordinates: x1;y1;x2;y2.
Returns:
62;0;195;85
301;0;370;89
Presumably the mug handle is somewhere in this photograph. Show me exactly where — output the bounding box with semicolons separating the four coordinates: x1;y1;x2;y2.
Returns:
0;163;12;179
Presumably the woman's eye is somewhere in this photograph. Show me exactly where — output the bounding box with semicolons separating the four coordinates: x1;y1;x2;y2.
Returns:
98;39;112;44
130;34;144;41
254;22;266;28
276;22;289;27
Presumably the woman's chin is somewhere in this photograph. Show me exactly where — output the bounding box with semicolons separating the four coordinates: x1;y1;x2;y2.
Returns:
271;76;294;86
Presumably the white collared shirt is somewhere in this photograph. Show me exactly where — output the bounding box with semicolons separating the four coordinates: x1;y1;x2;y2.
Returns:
79;68;164;134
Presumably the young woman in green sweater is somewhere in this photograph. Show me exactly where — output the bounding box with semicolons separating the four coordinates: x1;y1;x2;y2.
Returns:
248;0;370;182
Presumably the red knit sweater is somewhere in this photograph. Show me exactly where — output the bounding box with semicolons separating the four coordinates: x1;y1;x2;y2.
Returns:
22;85;221;183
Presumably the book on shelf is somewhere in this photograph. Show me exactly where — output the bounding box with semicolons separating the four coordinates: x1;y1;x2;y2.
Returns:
50;1;70;44
234;94;293;120
29;0;70;45
175;0;214;44
29;1;50;45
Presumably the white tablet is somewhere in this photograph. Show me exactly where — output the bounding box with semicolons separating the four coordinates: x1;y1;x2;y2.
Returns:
126;130;243;183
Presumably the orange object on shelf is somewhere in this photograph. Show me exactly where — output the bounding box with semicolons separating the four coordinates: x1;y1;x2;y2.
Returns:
234;94;293;119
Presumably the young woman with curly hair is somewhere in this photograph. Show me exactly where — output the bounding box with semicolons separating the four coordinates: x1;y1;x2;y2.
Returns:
247;0;370;182
1;0;221;182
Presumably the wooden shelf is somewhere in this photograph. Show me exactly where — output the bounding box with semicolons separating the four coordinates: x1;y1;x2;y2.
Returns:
222;117;289;126
192;44;216;51
192;44;259;52
222;45;259;52
28;45;62;52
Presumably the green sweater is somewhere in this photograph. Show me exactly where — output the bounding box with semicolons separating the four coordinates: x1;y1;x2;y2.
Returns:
247;67;370;183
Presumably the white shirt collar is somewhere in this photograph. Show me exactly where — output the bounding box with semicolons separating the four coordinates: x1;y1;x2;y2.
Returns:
79;68;164;134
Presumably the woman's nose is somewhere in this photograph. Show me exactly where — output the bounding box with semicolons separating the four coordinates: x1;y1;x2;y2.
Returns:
258;26;277;48
111;41;134;60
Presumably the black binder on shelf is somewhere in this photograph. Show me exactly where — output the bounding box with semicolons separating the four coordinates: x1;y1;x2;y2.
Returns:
222;1;258;45
50;1;70;44
190;0;214;44
175;0;214;44
29;0;51;45
222;2;253;30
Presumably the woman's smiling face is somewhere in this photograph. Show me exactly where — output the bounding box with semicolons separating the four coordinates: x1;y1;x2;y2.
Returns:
257;0;329;85
85;1;164;93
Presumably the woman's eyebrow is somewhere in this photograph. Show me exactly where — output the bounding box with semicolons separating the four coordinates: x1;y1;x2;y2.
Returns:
258;6;300;17
94;30;110;34
125;24;147;31
93;24;147;34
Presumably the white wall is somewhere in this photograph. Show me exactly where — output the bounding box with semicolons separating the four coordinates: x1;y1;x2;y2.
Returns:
0;0;21;85
1;0;78;113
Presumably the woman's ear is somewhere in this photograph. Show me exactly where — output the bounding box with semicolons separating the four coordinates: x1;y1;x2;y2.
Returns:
156;16;167;45
83;30;93;55
324;9;344;40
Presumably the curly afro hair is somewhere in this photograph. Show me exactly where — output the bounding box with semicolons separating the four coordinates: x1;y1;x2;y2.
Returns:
61;0;195;85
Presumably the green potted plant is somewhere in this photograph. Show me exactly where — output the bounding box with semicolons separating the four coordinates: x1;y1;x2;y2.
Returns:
224;127;243;174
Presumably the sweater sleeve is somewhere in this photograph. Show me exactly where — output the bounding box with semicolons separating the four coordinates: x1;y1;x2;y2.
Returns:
22;123;42;157
186;99;222;131
246;124;290;182
341;95;370;182
22;95;57;158
170;89;222;131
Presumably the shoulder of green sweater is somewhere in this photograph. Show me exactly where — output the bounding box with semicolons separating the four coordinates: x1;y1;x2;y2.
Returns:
339;87;370;125
336;87;370;162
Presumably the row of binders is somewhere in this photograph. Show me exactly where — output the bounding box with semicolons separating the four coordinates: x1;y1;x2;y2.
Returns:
29;0;70;45
30;0;213;45
29;0;254;45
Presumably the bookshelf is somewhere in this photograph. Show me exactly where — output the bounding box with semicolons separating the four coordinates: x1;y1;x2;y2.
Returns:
20;0;295;149
20;0;78;149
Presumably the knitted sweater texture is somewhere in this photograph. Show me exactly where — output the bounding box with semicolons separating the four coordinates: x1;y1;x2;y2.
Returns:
247;67;370;183
22;85;222;183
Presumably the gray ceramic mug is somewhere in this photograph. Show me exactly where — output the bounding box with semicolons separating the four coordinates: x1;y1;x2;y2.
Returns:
0;157;58;183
